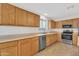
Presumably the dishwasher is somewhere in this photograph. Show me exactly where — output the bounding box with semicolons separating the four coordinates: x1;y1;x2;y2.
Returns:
39;35;46;51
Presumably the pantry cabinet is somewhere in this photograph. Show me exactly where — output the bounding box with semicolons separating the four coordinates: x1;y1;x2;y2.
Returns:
1;4;15;25
0;41;18;56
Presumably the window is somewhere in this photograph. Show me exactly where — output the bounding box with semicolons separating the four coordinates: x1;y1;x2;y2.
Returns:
40;19;48;29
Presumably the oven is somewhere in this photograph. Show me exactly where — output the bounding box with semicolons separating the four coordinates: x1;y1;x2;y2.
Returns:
62;30;73;40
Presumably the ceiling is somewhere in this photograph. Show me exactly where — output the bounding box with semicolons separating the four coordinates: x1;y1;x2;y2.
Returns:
11;3;79;21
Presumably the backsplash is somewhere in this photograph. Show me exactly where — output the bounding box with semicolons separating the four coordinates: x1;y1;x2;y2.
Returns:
0;26;40;35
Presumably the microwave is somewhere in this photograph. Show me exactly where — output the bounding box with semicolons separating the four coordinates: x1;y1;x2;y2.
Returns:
63;24;72;28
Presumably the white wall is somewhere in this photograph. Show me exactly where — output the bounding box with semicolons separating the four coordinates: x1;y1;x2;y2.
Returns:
0;26;40;35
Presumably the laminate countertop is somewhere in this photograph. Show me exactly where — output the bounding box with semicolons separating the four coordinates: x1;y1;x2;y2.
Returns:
0;32;58;43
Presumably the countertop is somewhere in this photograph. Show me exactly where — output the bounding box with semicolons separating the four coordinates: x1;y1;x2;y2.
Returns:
0;32;57;43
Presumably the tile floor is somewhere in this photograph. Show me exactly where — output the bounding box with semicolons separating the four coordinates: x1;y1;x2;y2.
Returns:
35;42;79;56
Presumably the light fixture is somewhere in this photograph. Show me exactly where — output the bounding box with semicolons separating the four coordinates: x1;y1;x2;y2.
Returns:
43;13;48;16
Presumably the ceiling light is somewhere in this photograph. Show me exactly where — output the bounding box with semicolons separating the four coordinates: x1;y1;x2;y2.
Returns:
44;13;48;16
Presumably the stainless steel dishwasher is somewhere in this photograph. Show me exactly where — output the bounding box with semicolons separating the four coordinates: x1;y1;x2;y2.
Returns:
39;35;46;51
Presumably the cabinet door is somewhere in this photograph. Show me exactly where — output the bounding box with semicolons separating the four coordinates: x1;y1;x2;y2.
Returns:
16;7;28;26
0;46;17;56
31;37;39;55
28;12;35;26
0;4;1;24
62;20;73;25
46;34;57;47
19;39;31;56
0;41;18;56
48;20;56;28
34;15;40;27
46;34;52;47
72;19;78;28
1;4;15;25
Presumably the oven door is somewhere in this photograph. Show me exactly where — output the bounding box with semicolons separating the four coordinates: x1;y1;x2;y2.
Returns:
62;34;72;40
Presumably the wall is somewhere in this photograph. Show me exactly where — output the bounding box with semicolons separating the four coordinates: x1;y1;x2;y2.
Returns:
0;26;40;35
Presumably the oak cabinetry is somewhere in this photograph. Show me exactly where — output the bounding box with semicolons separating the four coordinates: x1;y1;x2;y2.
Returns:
46;34;57;47
28;12;40;27
34;14;40;27
62;20;73;25
0;3;40;27
18;37;39;56
1;4;15;25
15;7;28;26
72;18;79;28
55;21;62;28
31;37;39;55
48;20;56;29
28;12;35;27
18;38;31;56
0;4;1;24
72;32;78;46
0;41;18;56
78;37;79;46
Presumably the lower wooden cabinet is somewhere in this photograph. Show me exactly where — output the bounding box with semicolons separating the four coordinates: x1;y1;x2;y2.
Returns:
18;37;39;56
0;37;39;56
18;38;32;56
46;34;57;47
31;37;39;55
0;46;17;56
0;41;18;56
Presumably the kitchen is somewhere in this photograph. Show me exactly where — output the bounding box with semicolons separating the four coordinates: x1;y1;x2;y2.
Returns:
0;3;79;56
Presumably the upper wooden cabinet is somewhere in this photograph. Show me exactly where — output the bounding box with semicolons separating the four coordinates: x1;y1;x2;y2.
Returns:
62;20;73;25
48;20;56;29
0;3;40;27
1;4;15;25
28;12;35;26
55;21;62;28
55;19;78;28
16;7;28;26
34;14;40;27
28;12;40;27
